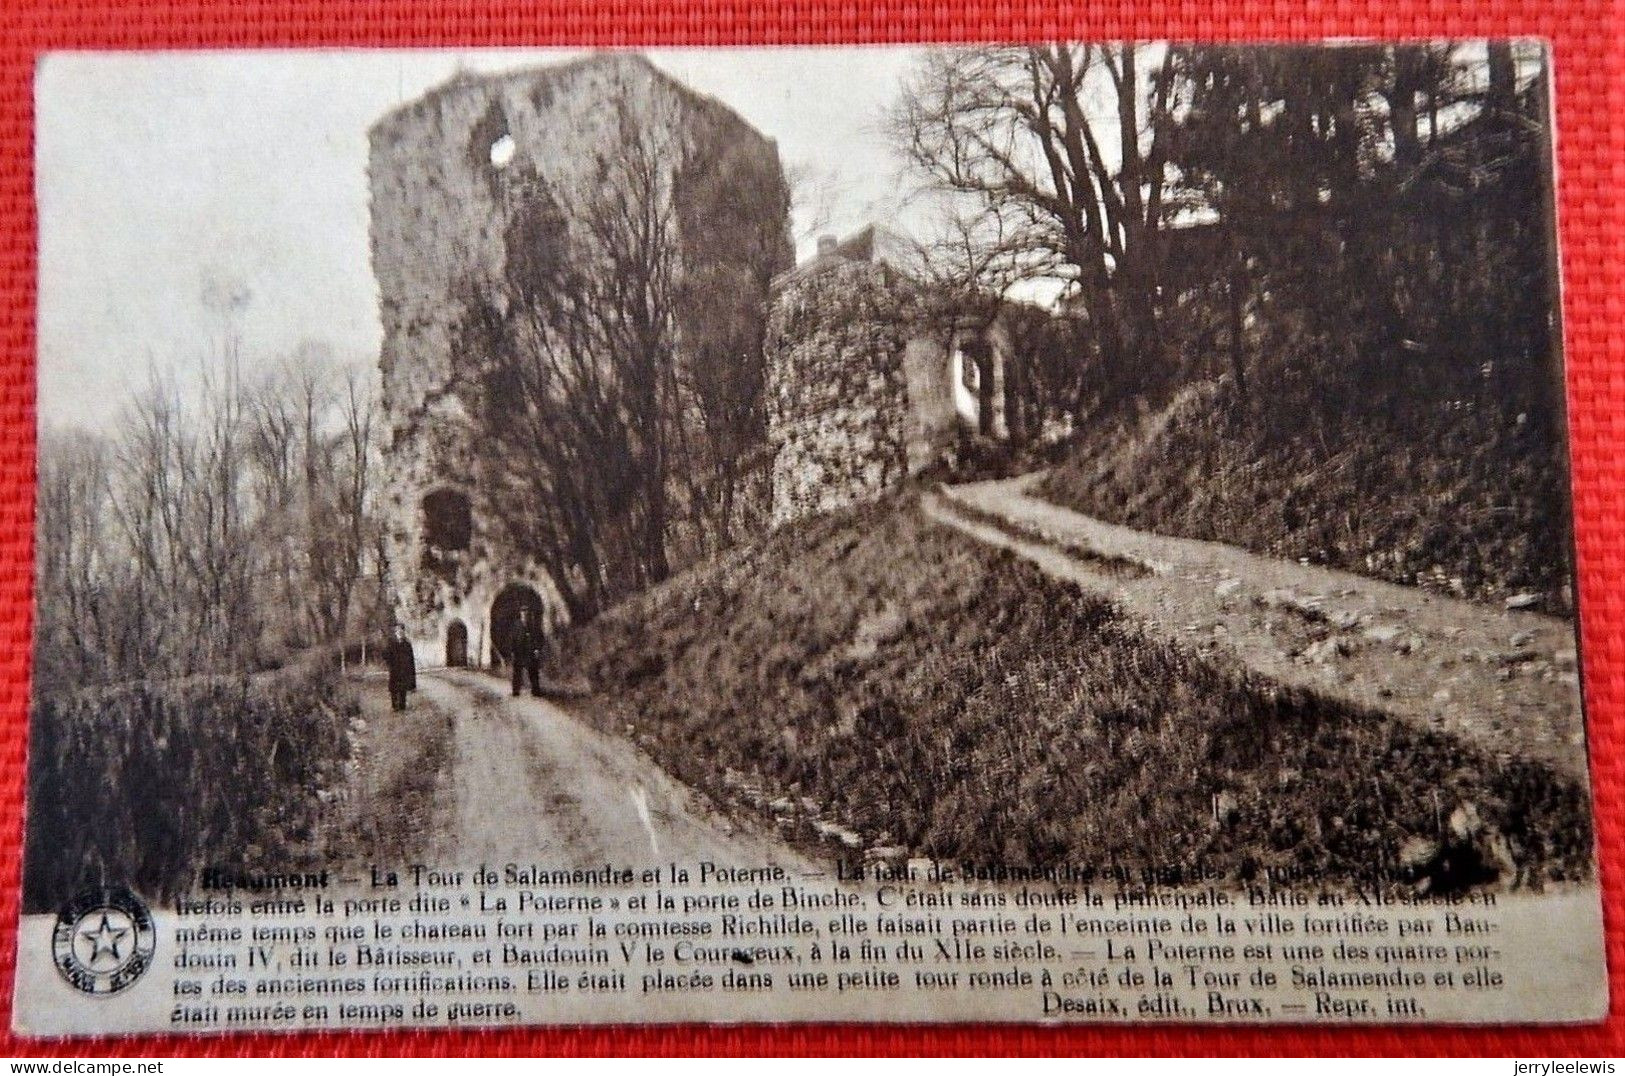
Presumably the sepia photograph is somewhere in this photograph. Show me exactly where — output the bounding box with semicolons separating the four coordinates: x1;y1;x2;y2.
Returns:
16;42;1602;1033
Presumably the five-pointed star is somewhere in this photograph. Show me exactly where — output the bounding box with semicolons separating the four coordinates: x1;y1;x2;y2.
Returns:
78;913;129;966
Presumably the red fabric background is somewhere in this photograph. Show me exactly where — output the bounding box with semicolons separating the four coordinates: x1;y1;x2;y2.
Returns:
0;0;1619;1057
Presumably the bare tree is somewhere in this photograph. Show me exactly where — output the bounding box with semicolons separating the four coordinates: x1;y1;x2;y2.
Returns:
677;127;794;549
333;365;381;642
890;45;1183;400
243;345;383;649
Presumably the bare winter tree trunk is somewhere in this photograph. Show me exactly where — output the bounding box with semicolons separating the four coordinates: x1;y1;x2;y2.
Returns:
889;44;1177;408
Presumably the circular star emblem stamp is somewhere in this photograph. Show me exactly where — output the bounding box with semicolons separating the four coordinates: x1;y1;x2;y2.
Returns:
51;885;157;996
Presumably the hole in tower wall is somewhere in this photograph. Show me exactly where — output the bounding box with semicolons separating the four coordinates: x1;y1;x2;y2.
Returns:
422;488;472;552
467;99;516;180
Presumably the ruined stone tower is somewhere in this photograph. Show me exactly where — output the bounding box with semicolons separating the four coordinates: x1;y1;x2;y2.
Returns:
764;226;1016;527
370;53;791;667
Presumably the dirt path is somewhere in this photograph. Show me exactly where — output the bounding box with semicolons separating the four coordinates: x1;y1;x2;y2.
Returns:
333;671;458;868
924;474;1588;779
396;669;815;873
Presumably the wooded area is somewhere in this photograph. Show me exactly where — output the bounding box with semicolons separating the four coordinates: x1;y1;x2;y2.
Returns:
34;344;384;693
892;41;1559;429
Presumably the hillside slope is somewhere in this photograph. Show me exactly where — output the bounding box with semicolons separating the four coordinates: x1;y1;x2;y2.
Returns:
555;494;1589;890
1039;382;1573;611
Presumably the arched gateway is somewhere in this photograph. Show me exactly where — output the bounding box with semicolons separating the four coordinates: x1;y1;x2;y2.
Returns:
488;583;546;666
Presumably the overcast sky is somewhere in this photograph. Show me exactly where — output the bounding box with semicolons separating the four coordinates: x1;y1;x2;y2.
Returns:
36;48;925;433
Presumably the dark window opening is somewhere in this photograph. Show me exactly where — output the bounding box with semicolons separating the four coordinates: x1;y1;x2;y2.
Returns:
423;488;472;552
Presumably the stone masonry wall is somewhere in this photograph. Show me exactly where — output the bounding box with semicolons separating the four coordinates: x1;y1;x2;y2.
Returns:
765;260;919;527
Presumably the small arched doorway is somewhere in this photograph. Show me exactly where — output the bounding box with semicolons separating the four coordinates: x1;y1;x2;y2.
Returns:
445;620;469;668
489;583;545;666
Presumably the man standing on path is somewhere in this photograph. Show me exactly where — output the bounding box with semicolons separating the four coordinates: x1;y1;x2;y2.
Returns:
386;624;417;712
510;607;544;699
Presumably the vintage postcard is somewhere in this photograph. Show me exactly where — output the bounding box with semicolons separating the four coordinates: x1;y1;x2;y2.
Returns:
17;42;1602;1034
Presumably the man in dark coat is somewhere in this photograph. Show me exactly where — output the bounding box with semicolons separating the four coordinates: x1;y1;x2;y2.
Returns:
386;625;416;712
510;607;544;699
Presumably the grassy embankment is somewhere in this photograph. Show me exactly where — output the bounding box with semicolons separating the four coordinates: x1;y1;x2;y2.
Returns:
1039;382;1572;610
24;659;358;913
559;494;1590;890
